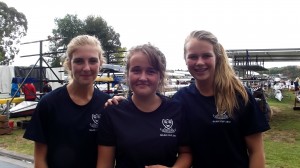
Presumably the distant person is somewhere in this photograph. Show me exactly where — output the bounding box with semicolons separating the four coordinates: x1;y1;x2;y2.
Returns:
268;81;271;91
294;77;299;93
22;83;36;101
190;78;195;84
10;77;21;97
42;79;52;93
23;35;110;168
113;83;123;96
113;88;119;96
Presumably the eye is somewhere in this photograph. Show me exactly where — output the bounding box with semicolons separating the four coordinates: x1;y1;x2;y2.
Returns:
202;53;213;59
187;54;198;60
130;67;141;74
89;57;99;64
147;68;157;75
73;58;84;64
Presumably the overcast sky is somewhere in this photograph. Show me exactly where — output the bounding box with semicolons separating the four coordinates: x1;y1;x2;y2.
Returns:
3;0;300;70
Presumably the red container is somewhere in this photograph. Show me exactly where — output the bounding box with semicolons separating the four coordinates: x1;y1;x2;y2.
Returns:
8;120;14;128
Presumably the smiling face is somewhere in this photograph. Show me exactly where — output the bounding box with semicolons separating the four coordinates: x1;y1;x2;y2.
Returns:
185;38;216;85
127;51;160;97
69;45;100;86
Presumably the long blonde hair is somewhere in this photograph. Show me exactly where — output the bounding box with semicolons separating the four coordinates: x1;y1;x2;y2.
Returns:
184;30;248;116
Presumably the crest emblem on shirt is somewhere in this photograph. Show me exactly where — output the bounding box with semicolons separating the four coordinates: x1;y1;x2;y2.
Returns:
212;111;231;124
213;111;229;120
90;114;101;129
160;119;176;133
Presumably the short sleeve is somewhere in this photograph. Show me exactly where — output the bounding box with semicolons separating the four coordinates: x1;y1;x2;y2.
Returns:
178;105;190;147
23;97;50;143
97;107;116;146
241;90;270;136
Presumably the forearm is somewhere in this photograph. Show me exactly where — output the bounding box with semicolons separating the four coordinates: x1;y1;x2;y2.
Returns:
97;146;115;168
172;146;192;168
34;160;48;168
245;133;266;168
34;142;48;168
172;153;192;168
249;151;265;168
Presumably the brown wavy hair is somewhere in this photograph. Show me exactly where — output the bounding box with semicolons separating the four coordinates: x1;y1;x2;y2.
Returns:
125;43;166;93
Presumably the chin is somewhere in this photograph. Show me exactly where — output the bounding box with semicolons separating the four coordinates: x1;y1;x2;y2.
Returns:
133;91;154;97
194;76;210;82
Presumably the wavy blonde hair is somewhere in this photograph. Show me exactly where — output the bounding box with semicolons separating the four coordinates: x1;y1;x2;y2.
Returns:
184;30;248;116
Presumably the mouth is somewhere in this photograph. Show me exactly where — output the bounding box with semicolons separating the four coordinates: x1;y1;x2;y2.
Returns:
194;67;207;73
136;83;148;86
81;74;93;78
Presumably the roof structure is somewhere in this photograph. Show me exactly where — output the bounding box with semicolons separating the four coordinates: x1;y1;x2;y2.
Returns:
226;48;300;72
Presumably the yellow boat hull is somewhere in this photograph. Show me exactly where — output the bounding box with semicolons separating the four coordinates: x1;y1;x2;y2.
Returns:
0;97;25;104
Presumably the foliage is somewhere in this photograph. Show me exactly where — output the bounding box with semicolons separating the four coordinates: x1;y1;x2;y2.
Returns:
268;66;300;80
106;47;127;65
0;1;27;65
49;14;125;67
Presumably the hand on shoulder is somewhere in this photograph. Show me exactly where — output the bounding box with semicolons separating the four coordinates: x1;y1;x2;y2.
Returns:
104;95;126;108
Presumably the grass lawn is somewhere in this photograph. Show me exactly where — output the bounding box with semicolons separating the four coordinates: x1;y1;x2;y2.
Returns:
0;117;33;155
264;89;300;168
0;89;299;167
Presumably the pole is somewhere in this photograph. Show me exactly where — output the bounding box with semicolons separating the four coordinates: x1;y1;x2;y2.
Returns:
106;53;110;93
39;41;43;92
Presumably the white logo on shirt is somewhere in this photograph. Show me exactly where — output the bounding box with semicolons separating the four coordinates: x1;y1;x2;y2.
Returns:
160;119;176;133
212;112;231;124
89;114;101;130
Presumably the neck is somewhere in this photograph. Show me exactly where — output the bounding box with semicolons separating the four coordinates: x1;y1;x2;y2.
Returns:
67;82;94;105
131;93;161;112
195;80;214;96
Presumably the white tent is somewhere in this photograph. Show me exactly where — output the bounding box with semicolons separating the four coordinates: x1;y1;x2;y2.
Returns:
0;66;15;93
0;66;65;94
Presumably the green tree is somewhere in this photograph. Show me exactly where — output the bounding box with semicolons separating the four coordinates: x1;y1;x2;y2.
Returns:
49;14;124;67
106;47;127;65
0;1;27;65
269;66;300;80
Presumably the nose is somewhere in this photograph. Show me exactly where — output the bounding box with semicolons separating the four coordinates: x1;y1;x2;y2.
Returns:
139;71;147;81
195;56;204;65
82;61;91;71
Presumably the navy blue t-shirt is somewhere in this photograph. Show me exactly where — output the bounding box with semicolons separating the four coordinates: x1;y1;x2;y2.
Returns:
173;84;270;168
23;85;110;168
97;95;188;168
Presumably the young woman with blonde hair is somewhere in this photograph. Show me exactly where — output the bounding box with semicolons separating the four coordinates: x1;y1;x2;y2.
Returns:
24;35;110;168
173;30;270;168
